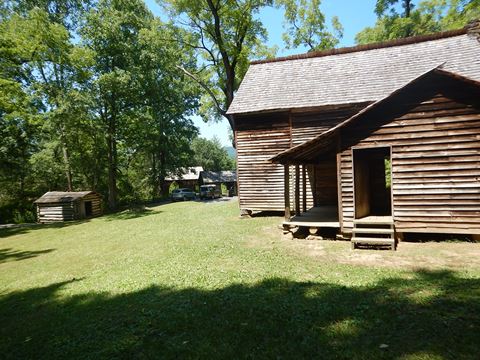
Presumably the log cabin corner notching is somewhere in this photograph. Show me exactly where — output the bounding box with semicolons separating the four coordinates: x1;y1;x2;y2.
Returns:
227;22;480;246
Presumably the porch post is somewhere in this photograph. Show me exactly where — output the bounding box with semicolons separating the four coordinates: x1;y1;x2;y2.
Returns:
302;165;307;213
284;165;291;221
295;165;300;216
312;164;317;207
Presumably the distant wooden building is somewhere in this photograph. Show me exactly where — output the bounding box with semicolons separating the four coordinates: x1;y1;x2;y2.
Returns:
200;170;237;195
165;166;204;190
227;22;480;248
34;191;103;223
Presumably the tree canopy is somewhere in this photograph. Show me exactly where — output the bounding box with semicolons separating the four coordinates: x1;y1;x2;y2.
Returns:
356;0;480;44
277;0;343;51
191;137;235;172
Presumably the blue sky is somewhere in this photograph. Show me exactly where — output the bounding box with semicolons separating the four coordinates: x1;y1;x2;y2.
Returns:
144;0;378;146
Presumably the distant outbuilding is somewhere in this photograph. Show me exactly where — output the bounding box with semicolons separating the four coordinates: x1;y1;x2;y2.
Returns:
34;191;102;223
165;166;204;190
200;170;237;196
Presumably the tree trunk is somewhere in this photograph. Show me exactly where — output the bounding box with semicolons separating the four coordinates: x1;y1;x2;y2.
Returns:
159;151;168;196
151;151;158;201
404;0;412;17
107;115;117;210
224;67;236;146
59;124;73;191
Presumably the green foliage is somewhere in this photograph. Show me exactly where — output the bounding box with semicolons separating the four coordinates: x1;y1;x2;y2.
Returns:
356;0;479;44
80;0;201;207
439;0;480;29
277;0;343;51
0;0;201;221
168;181;180;194
191;137;236;171
374;0;415;17
160;0;345;122
220;182;228;195
385;158;392;188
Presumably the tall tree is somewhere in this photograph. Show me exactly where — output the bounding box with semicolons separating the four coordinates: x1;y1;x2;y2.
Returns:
0;8;91;192
127;20;200;199
80;0;155;209
277;0;343;51
160;0;276;127
0;0;202;221
81;0;201;208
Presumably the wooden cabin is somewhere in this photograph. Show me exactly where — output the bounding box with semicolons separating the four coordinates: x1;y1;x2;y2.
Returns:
34;191;103;223
165;166;204;191
200;170;237;196
227;22;480;248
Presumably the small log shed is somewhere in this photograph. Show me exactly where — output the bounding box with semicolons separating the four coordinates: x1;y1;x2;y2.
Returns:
34;191;103;223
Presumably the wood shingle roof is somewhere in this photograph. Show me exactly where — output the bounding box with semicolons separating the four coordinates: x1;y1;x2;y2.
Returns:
34;191;97;204
200;170;237;184
227;27;480;115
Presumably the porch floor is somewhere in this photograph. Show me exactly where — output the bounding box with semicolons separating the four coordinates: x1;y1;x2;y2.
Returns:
283;206;340;228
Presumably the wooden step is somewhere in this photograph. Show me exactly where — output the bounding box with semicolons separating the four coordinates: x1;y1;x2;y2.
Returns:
353;228;394;235
352;237;395;245
354;217;393;226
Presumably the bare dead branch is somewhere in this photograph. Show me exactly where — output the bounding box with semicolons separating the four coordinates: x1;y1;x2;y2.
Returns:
175;64;226;117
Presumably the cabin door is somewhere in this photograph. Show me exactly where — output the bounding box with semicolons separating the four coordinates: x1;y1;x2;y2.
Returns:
85;201;93;217
353;147;392;219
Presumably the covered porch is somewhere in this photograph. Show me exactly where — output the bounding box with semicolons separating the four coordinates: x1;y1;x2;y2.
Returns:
281;155;340;232
282;205;340;228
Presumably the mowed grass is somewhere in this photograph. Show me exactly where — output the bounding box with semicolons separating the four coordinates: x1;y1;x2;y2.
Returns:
0;200;479;359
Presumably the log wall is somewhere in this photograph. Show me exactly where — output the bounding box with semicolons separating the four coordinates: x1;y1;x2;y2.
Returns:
37;193;102;223
235;105;365;212
236;113;291;211
37;203;76;223
339;81;480;234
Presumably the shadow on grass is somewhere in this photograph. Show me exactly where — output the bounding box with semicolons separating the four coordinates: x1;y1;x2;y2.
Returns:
103;208;160;221
0;207;161;237
0;248;55;264
0;270;478;359
0;220;91;239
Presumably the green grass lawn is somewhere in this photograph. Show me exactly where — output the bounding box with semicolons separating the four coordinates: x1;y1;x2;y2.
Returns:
0;200;479;359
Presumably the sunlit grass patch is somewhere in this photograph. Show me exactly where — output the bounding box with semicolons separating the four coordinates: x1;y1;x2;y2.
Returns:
0;200;479;359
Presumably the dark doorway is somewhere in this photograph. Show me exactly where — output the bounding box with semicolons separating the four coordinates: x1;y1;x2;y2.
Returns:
353;147;391;218
85;201;93;217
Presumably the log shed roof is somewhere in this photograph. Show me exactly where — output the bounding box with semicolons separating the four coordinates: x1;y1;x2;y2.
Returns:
200;170;237;184
165;166;204;181
269;68;480;164
34;191;99;204
227;23;480;116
